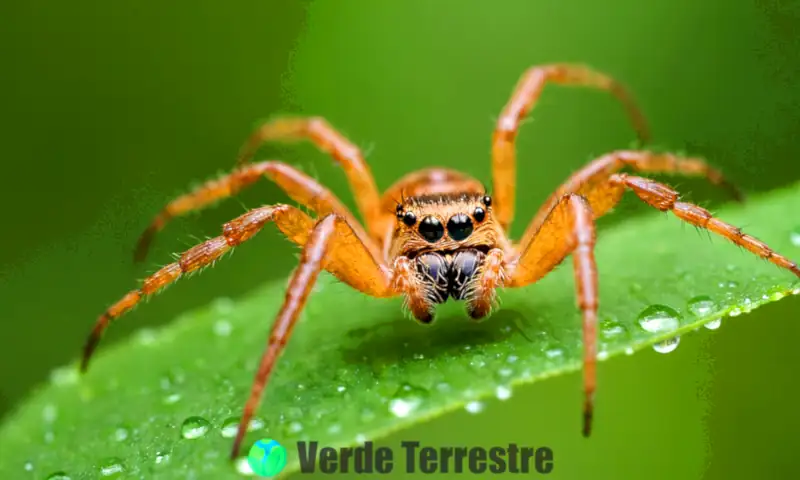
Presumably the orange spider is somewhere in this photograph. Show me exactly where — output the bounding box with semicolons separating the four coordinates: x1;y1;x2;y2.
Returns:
79;64;800;459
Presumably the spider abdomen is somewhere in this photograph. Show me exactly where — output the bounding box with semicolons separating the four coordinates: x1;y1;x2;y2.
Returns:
414;249;486;304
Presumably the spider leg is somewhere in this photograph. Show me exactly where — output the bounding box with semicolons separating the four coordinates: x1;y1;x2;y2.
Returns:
466;248;507;320
519;150;744;248
237;116;382;239
134;161;377;262
82;204;316;372
506;194;598;436
230;213;398;459
607;173;800;275
492;64;651;232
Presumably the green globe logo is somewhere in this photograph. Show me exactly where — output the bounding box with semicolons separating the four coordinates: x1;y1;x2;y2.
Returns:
247;438;288;477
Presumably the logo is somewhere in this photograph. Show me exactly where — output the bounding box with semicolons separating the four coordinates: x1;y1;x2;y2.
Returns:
247;438;288;477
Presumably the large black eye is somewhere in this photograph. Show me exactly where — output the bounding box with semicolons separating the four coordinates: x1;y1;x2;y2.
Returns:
402;211;417;227
419;216;445;243
473;207;486;223
482;195;492;207
447;213;474;241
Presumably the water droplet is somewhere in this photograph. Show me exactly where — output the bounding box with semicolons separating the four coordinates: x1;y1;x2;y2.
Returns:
729;307;743;317
597;350;609;361
136;328;158;345
703;318;722;330
624;347;635;356
180;416;210;439
49;366;78;386
464;400;485;414
687;295;717;317
495;385;512;401
288;421;303;433
24;461;33;472
163;393;181;405
718;280;739;289
220;418;238;438
653;336;680;354
42;404;57;423
544;348;564;359
220;416;264;438
213;297;235;314
234;456;255;476
213;319;232;337
790;227;800;247
112;426;129;442
327;424;342;434
600;317;626;339
336;385;346;393
154;451;170;466
45;472;71;480
412;352;425;360
506;354;519;364
98;457;125;477
637;304;681;333
388;384;428;418
355;433;368;443
496;367;513;378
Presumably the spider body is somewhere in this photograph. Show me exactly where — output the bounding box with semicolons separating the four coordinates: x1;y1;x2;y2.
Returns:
79;64;800;460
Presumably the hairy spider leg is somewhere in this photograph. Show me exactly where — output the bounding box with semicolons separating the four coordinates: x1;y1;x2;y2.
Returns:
134;161;378;262
508;175;800;436
82;204;315;372
492;64;651;232
229;213;400;459
237;117;384;240
518;150;744;249
506;194;598;436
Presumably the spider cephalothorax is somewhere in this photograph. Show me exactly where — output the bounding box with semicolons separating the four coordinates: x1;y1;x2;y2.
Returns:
81;63;800;460
392;192;503;322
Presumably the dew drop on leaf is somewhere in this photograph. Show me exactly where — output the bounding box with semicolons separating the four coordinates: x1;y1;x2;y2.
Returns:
790;226;800;247
637;304;681;333
287;421;303;433
495;385;512;401
98;457;125;477
213;319;232;337
23;461;33;472
600;317;626;339
180;416;210;439
388;384;428;418
154;451;170;466
464;400;485;414
652;336;680;354
112;426;129;442
45;472;71;480
703;318;722;330
234;456;255;476
687;295;717;317
729;307;743;317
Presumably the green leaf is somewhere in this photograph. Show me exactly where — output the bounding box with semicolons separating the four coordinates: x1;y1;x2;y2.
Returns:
2;184;799;479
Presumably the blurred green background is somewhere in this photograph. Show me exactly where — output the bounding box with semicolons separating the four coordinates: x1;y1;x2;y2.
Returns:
2;1;800;478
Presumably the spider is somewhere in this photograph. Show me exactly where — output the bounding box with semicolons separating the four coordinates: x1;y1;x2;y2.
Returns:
80;64;800;460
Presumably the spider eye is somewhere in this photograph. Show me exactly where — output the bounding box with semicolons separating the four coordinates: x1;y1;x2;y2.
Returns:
447;213;474;241
482;195;492;207
418;216;444;243
395;204;404;216
402;211;417;227
473;207;486;223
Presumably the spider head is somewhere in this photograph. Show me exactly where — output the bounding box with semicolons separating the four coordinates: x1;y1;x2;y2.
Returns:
392;192;499;258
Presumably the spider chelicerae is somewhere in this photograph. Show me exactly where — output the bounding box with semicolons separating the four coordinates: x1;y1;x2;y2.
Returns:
79;64;800;459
